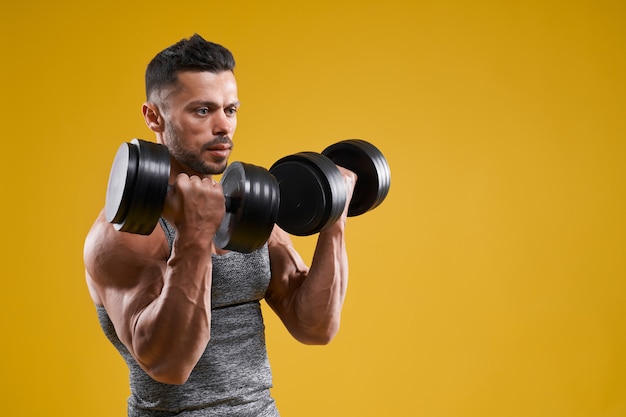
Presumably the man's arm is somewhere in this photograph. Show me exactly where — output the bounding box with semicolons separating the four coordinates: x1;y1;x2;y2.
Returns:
264;168;356;344
84;174;224;384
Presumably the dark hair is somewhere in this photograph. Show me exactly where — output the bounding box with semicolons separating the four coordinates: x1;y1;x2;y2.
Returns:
145;34;236;101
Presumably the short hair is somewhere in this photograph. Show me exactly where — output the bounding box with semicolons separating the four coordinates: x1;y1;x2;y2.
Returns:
145;34;236;101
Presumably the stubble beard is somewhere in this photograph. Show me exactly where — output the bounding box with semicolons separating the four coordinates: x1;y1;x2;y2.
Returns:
164;122;231;176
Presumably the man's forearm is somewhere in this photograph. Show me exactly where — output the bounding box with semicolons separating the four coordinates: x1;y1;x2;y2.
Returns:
294;223;348;343
132;240;213;384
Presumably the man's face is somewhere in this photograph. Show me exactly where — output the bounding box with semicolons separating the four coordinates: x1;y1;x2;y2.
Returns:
160;70;239;176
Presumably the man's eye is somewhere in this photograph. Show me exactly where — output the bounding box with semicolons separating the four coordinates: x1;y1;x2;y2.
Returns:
197;108;209;115
226;107;238;116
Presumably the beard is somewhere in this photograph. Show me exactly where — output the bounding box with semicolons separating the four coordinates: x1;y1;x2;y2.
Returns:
164;122;233;175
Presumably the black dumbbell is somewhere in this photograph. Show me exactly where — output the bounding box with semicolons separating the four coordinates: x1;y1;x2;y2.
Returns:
269;139;391;236
105;139;280;253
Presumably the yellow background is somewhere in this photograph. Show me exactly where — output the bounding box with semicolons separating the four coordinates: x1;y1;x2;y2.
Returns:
1;0;625;416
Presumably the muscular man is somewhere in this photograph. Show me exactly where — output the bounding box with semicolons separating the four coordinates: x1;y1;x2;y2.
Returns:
83;34;355;416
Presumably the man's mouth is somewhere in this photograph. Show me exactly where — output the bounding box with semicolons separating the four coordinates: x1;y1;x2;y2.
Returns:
206;147;230;159
204;138;233;159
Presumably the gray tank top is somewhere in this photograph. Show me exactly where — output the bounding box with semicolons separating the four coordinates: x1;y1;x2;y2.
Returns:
96;218;279;416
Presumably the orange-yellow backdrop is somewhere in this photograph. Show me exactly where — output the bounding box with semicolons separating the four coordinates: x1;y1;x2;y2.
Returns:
1;1;625;416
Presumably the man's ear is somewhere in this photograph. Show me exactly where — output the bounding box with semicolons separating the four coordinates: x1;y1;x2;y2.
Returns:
142;102;165;133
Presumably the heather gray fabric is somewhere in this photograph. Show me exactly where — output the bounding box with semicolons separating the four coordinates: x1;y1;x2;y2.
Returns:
96;218;278;416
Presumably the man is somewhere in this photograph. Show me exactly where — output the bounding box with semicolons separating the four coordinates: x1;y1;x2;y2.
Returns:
83;34;355;416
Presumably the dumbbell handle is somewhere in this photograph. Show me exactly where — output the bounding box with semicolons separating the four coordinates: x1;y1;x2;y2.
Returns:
166;184;240;214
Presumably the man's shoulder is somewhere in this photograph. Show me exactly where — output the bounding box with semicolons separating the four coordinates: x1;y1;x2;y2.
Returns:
84;211;169;284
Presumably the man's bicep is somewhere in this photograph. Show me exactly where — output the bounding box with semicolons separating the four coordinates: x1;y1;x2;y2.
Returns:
84;220;167;348
265;227;309;323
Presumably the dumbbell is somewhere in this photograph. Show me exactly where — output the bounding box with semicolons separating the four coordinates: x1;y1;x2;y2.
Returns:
105;138;389;249
105;138;280;253
269;139;391;236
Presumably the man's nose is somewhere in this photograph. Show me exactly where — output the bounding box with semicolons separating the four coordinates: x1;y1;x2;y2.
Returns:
212;111;233;136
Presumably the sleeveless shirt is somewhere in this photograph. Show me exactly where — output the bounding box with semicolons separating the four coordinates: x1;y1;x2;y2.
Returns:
96;218;280;416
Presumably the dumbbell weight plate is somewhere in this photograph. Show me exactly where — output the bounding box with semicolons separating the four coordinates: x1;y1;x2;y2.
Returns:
105;141;139;224
322;139;391;216
214;161;280;253
270;152;347;236
106;139;170;235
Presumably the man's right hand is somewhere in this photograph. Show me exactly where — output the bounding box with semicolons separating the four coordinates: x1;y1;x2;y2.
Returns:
162;173;226;242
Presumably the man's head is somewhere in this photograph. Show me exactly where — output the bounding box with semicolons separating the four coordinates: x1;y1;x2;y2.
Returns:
143;34;239;176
